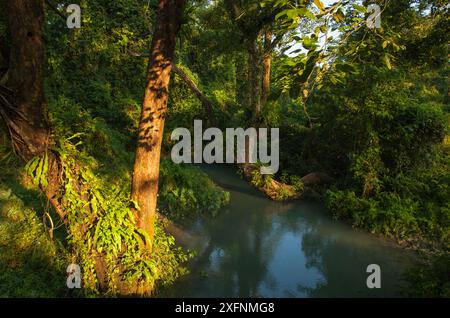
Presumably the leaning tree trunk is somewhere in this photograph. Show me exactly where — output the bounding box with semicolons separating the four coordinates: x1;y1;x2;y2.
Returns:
172;65;216;126
131;0;185;241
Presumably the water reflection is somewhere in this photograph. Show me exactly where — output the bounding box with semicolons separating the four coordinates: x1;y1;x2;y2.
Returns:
163;165;415;298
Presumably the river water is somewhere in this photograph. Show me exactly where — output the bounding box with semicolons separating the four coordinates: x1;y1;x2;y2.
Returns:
164;165;416;298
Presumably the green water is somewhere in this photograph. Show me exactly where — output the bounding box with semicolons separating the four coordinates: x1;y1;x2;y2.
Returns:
165;165;416;298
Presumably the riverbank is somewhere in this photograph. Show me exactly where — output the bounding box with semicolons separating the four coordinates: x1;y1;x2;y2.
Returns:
161;164;417;298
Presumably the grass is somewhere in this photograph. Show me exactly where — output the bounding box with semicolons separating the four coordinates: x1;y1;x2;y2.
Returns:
0;137;73;297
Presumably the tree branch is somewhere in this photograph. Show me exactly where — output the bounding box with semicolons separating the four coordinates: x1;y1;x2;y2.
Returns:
172;65;216;126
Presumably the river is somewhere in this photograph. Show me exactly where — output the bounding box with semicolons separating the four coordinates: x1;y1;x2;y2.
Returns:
163;165;416;298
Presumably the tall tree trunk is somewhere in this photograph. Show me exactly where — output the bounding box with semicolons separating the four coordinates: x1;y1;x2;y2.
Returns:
2;0;50;161
1;0;86;230
247;38;262;124
131;0;185;241
1;0;69;222
261;29;272;106
0;0;115;292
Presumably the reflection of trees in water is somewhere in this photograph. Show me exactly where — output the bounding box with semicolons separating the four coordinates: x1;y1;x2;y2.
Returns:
184;191;301;297
298;231;378;297
168;166;412;297
280;210;410;298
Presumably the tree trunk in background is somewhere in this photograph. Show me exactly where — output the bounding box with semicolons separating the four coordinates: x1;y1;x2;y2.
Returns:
131;0;185;241
261;29;272;106
2;0;50;161
247;38;262;124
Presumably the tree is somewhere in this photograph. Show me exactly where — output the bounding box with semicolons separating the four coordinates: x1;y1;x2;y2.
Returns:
1;0;190;295
131;0;186;242
0;1;74;223
0;0;113;291
261;28;272;106
1;0;49;162
224;0;283;124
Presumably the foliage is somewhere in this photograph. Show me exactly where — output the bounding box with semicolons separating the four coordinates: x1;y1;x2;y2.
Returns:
0;190;70;297
315;60;449;248
1;0;448;298
280;173;305;192
158;159;230;220
1;1;232;296
247;162;274;190
272;1;449;289
271;1;449;251
0;141;70;297
23;138;190;295
404;250;450;298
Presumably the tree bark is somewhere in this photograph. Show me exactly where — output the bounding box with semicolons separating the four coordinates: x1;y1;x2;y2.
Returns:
247;38;262;124
2;0;50;161
261;29;272;106
0;0;116;292
131;0;185;241
0;36;9;84
0;0;72;224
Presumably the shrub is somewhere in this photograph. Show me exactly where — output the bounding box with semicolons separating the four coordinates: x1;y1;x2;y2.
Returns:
158;159;230;220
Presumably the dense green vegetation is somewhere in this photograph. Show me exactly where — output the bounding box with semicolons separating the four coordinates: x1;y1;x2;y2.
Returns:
0;0;229;296
0;0;448;297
